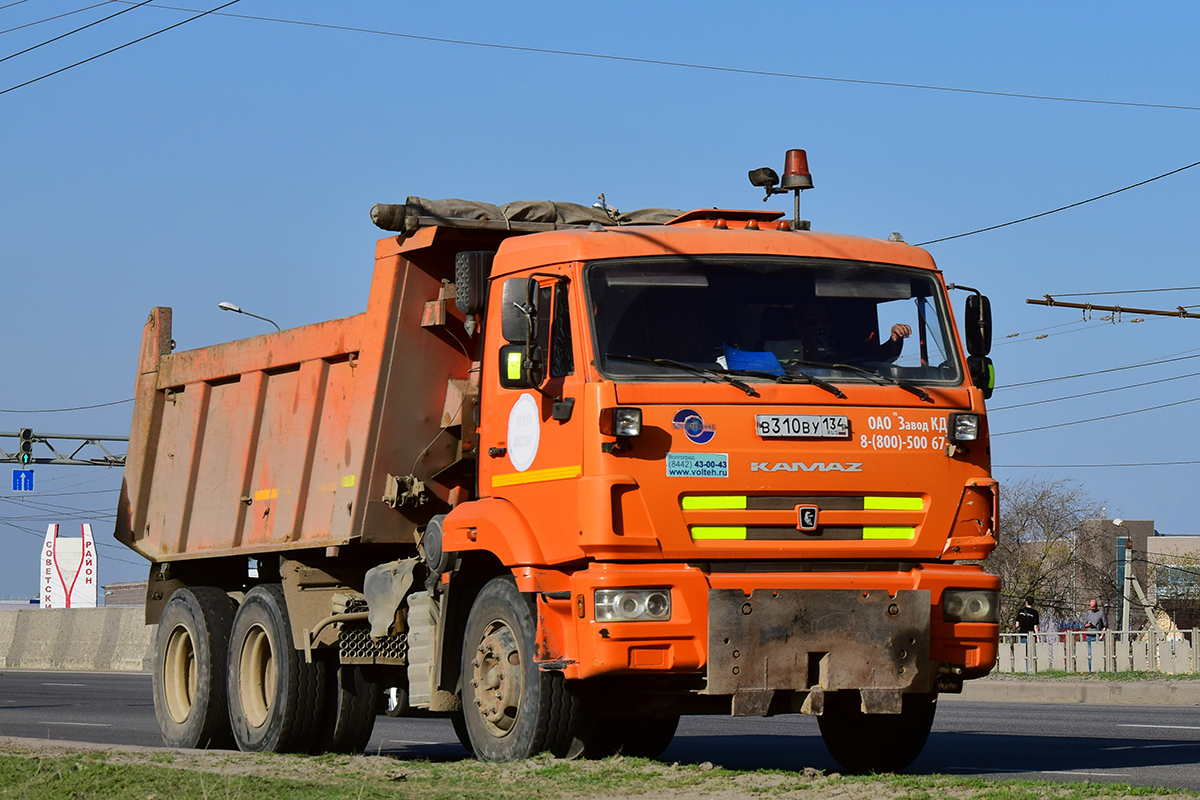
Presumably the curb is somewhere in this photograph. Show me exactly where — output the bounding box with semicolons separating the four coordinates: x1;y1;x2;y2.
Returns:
946;679;1200;706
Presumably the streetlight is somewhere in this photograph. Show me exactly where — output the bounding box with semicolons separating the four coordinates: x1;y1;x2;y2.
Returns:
218;302;281;332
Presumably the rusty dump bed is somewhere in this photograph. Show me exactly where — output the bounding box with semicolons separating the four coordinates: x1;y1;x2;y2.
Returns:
115;226;491;562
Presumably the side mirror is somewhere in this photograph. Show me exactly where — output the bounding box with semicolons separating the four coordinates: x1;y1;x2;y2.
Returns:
501;277;538;343
968;356;995;399
499;343;545;389
965;294;992;357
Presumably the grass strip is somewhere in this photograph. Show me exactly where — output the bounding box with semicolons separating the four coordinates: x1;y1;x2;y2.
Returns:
0;746;1195;800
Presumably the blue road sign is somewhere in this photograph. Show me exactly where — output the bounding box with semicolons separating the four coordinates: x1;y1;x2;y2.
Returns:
12;469;33;492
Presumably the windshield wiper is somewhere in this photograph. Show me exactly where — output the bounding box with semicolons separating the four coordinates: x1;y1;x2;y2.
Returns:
605;354;758;397
796;360;932;403
720;368;846;399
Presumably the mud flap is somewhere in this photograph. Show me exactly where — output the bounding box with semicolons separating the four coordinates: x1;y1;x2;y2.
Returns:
706;588;932;714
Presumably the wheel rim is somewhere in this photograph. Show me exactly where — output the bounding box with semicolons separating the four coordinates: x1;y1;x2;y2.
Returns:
238;623;275;729
470;619;523;737
162;625;197;724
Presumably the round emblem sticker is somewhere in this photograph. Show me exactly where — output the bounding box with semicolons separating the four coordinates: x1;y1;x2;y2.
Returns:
672;408;715;445
507;393;541;472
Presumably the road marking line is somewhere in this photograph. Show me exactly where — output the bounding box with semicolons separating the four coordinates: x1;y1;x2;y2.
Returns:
38;721;111;727
41;683;85;687
1119;723;1200;731
384;740;442;746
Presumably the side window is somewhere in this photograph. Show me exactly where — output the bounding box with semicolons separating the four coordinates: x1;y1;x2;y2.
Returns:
550;281;574;378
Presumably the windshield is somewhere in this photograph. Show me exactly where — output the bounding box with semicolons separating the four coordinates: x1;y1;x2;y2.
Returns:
587;257;962;385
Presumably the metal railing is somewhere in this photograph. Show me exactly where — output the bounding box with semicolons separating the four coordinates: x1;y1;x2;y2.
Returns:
997;630;1200;674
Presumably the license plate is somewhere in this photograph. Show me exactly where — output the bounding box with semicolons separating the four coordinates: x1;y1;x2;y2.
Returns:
755;414;849;438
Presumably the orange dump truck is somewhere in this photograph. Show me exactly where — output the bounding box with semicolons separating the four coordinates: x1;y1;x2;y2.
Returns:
116;153;999;771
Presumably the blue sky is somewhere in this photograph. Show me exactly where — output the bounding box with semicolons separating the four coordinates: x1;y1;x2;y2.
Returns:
2;2;1199;598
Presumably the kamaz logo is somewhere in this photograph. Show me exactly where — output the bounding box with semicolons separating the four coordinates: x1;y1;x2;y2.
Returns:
750;461;863;473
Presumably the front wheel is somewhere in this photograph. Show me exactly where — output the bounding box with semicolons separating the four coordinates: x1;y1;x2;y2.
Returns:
817;691;936;774
459;576;584;761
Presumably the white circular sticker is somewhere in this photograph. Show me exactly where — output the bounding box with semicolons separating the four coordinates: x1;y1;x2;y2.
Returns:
507;393;541;472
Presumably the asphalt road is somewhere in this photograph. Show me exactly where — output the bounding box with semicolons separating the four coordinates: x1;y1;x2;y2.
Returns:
3;671;1199;789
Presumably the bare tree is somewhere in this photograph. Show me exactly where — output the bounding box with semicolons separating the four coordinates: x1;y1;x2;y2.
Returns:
990;477;1105;631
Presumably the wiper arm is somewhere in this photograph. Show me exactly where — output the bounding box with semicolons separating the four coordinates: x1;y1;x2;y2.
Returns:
797;360;933;403
721;368;846;399
605;353;758;397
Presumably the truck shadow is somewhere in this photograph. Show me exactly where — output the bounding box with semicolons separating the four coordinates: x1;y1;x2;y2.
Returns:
662;730;1200;784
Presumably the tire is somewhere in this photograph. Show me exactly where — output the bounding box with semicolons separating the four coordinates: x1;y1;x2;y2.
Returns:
817;691;936;774
152;587;237;749
384;685;409;718
581;714;680;759
315;661;381;753
226;584;325;753
459;576;584;761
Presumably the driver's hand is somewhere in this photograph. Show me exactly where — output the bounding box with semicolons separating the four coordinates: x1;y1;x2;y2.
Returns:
890;323;913;342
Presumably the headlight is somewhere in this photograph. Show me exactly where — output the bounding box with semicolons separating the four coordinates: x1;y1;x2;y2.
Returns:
942;589;999;623
948;412;980;443
594;588;671;622
600;407;642;437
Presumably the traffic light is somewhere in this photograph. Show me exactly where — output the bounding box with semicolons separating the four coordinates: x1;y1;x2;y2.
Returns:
18;428;33;465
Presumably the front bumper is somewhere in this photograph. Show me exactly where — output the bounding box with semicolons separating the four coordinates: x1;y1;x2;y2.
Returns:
529;561;998;693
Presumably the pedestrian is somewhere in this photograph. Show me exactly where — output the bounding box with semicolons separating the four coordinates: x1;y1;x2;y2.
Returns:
1016;595;1040;640
1083;598;1108;639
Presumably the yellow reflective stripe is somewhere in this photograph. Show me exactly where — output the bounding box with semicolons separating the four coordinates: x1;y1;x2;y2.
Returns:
253;488;278;501
340;475;357;488
492;465;582;488
864;496;923;511
690;526;747;540
681;495;747;511
863;526;915;540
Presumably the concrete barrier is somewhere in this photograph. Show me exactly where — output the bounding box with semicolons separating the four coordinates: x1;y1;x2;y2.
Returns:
0;608;155;672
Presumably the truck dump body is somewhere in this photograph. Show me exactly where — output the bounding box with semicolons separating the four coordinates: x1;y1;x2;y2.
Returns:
115;226;500;561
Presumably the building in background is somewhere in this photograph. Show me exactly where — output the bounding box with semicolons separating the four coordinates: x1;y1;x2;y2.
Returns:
101;581;146;607
1145;535;1200;630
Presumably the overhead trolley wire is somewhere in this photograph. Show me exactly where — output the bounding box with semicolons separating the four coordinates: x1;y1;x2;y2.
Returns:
0;1;111;37
111;1;1200;114
993;395;1200;436
999;351;1200;390
916;159;1200;246
990;369;1200;411
0;0;241;97
997;460;1200;469
0;0;157;66
0;398;133;413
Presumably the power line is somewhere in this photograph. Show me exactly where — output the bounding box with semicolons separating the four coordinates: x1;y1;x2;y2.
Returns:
916;159;1200;246
993;395;1200;436
113;2;1200;115
0;0;241;98
0;520;147;567
0;398;132;413
990;369;1200;411
0;1;111;37
1048;286;1200;298
998;351;1200;390
0;0;156;66
0;0;37;10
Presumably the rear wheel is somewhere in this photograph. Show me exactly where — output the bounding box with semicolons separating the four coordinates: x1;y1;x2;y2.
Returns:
153;587;237;749
459;576;584;761
315;661;380;753
817;691;936;774
226;584;324;753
